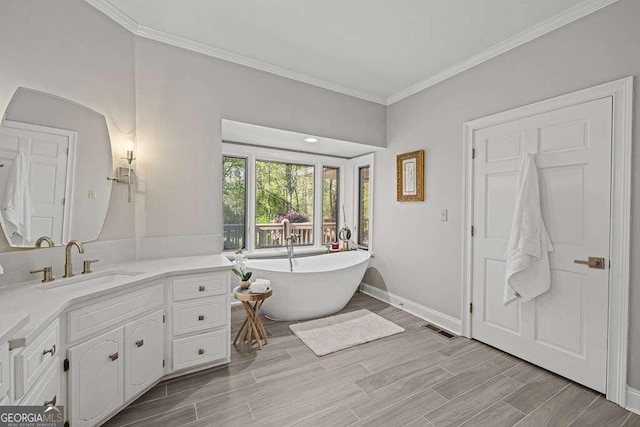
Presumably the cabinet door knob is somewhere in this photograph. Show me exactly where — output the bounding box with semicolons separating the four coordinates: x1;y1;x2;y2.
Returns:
199;285;205;292
135;339;144;348
198;348;205;355
42;344;56;357
44;395;57;407
198;315;205;321
109;352;119;361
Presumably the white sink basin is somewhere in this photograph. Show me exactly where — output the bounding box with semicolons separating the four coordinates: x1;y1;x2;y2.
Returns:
34;270;143;290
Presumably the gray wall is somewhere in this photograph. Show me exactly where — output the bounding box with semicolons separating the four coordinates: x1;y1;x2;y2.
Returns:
134;37;386;244
0;0;137;250
368;0;640;387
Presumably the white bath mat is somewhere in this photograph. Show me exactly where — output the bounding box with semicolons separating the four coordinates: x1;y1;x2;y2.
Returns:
289;309;405;356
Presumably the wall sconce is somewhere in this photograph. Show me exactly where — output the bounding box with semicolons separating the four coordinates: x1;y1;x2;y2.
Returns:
107;139;136;203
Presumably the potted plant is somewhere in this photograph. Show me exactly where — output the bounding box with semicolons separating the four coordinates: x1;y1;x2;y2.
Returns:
232;250;252;290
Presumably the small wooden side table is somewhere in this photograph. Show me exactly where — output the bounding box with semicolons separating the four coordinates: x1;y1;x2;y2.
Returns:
233;286;272;352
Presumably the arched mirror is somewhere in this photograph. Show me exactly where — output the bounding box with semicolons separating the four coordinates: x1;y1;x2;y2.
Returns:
0;87;113;247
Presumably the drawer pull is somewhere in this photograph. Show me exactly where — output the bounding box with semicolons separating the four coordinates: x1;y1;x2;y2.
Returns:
109;352;119;361
198;315;205;321
44;395;57;407
198;348;205;355
135;339;144;348
42;344;56;357
199;285;205;292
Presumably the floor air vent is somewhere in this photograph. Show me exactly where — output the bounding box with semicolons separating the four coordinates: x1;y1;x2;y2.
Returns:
423;323;457;339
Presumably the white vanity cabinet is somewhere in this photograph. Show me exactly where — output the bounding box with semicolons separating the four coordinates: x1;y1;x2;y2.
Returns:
1;257;232;425
68;327;124;427
20;358;60;407
13;320;60;401
0;342;10;404
124;310;164;401
170;272;230;372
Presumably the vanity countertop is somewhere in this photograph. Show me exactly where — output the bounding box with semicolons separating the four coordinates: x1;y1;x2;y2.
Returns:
0;254;233;346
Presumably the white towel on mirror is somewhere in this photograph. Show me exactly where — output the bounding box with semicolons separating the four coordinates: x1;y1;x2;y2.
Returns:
504;153;554;306
3;151;32;243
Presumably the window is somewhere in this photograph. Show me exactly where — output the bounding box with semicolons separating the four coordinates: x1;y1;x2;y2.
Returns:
358;166;370;247
222;156;247;250
222;143;365;254
255;160;315;248
322;167;339;244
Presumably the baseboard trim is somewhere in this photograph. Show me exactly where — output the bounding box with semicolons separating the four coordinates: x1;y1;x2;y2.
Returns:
359;283;462;335
626;386;640;415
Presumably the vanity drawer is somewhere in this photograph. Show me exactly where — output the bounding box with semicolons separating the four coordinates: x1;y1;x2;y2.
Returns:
20;357;59;407
0;342;9;402
172;273;227;301
67;282;163;342
14;320;59;399
172;329;228;371
172;296;227;336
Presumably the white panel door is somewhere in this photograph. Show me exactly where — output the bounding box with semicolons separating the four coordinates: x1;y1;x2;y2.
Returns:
68;327;124;427
0;124;70;245
471;97;612;392
124;310;164;401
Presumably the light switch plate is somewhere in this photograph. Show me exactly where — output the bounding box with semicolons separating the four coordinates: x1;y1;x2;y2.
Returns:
440;209;448;221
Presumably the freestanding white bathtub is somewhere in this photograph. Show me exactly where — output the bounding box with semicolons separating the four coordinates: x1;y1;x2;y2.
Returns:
246;250;371;321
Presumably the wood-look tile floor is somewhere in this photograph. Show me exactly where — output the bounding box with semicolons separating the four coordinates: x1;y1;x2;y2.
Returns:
104;293;638;427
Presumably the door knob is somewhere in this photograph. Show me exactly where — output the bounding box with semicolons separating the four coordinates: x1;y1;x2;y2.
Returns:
574;257;605;269
109;352;119;361
135;339;144;348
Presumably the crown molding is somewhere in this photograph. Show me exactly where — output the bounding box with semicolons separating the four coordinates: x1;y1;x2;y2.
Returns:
83;0;386;105
84;0;138;33
134;25;387;104
386;0;620;105
85;0;619;107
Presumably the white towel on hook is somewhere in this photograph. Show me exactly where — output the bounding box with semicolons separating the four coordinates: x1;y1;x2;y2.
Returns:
504;153;554;306
3;151;32;244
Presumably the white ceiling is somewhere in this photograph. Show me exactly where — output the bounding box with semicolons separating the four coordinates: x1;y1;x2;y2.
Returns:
221;120;383;159
89;0;616;104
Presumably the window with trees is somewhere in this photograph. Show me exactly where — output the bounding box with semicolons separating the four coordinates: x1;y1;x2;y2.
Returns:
322;167;339;244
222;157;246;250
255;160;315;248
358;166;370;247
222;144;369;253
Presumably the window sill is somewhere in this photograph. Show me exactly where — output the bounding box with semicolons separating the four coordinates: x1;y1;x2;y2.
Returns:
223;246;330;260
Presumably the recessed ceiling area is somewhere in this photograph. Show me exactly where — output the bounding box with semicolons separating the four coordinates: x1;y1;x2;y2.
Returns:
89;0;616;104
221;120;382;159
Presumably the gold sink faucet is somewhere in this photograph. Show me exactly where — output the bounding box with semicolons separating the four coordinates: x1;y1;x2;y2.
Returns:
64;240;85;278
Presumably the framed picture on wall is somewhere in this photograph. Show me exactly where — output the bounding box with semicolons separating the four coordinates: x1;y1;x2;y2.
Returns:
396;150;424;202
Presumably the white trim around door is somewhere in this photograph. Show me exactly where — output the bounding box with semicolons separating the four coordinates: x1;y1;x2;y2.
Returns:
460;76;633;406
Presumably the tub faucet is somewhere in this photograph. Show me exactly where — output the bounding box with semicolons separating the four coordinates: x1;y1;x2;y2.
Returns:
64;240;85;278
285;233;298;272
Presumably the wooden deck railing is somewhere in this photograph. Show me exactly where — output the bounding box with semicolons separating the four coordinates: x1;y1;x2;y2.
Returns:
223;221;337;250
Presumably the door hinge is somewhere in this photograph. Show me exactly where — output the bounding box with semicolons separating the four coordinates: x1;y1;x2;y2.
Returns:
471;226;475;237
64;358;69;372
162;315;166;323
472;148;476;159
162;359;165;368
469;303;473;314
62;198;65;205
